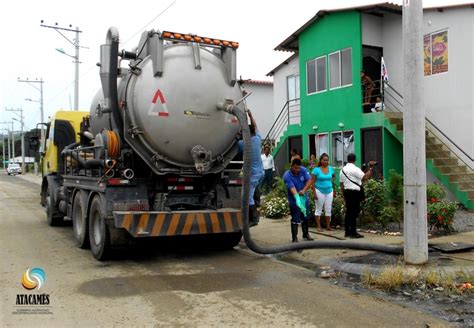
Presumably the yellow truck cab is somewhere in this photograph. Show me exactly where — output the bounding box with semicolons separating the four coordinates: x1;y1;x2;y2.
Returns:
40;111;89;225
42;111;89;175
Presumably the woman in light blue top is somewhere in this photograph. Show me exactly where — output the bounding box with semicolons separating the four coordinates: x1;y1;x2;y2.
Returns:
311;153;336;231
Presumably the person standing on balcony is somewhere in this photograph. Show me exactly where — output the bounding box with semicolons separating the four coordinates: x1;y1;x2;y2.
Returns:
311;153;336;231
361;71;375;105
340;153;373;238
260;146;275;194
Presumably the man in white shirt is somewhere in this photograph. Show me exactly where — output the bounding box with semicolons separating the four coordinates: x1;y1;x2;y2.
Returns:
340;153;373;238
260;146;275;194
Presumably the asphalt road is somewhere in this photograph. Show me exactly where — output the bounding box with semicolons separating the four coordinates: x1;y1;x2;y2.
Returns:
0;174;448;327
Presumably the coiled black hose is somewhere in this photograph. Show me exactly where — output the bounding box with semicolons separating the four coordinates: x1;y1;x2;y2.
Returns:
230;105;403;255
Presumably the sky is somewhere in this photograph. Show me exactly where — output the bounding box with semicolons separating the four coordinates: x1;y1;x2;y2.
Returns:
0;0;468;132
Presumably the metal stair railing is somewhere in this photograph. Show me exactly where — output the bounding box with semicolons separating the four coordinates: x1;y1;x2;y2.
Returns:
263;98;300;148
382;82;474;180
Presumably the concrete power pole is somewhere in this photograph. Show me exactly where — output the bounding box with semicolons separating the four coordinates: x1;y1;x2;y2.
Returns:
74;27;80;111
19;77;45;145
0;123;12;163
403;0;428;264
40;21;83;111
7;108;25;172
1;130;4;169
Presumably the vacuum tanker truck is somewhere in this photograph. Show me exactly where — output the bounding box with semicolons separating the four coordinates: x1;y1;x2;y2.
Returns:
37;27;247;260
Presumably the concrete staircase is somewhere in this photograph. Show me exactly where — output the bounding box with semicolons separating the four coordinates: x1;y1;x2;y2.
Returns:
385;111;474;209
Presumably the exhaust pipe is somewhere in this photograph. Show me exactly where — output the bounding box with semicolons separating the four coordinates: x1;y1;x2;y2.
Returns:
105;159;115;168
123;169;134;180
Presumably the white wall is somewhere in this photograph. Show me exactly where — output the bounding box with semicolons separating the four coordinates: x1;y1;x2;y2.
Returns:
271;55;300;120
362;13;383;47
241;82;274;137
381;13;404;93
363;9;473;166
423;8;474;164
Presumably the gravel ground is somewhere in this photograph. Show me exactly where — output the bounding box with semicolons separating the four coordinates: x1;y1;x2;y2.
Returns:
358;209;474;234
452;210;474;233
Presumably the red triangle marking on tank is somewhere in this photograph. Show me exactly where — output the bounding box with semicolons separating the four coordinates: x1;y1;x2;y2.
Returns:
152;89;166;104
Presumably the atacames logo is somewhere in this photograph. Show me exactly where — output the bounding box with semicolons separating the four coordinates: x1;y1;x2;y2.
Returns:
21;268;46;290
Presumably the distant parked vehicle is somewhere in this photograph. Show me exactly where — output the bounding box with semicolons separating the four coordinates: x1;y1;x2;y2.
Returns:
7;163;22;175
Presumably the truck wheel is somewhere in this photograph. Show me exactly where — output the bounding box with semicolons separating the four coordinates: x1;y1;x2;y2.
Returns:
46;188;64;226
222;232;243;249
88;196;111;261
72;192;89;249
207;232;242;250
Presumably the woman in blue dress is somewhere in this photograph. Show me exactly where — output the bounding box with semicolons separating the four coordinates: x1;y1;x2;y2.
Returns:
311;153;336;231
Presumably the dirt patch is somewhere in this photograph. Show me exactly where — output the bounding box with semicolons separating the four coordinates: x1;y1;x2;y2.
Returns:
275;252;474;327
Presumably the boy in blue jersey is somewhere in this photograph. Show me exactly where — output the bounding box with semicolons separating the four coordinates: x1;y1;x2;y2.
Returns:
283;158;314;242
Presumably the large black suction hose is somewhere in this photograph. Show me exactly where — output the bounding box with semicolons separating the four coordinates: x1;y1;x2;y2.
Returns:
100;27;123;137
230;104;403;255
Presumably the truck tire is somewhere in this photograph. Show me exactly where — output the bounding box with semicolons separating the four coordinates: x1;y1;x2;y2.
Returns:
206;232;242;250
46;187;64;226
88;196;111;260
72;191;89;249
221;232;243;249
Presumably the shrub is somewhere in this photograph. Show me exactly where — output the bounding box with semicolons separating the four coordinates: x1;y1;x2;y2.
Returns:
361;179;386;225
261;195;289;219
378;206;399;230
331;191;345;226
386;170;404;227
427;200;457;231
427;184;446;203
262;177;289;219
386;170;403;208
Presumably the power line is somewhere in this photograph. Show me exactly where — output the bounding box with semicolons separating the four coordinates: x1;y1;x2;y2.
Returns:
41;1;176;107
122;0;177;45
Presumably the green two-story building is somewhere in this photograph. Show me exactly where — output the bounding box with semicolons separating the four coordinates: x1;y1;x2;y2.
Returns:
266;3;473;208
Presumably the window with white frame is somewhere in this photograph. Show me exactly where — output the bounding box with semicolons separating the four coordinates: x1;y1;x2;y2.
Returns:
331;130;354;167
306;56;326;94
329;48;352;89
287;74;300;104
316;133;329;158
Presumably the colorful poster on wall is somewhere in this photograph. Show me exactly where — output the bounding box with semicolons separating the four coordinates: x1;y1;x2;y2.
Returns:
423;35;431;76
431;30;448;74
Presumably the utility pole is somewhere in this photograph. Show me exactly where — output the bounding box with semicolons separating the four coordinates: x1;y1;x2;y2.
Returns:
40;21;83;110
6;108;25;172
403;0;428;264
19;77;45;165
0;123;12;163
1;129;5;169
0;126;11;168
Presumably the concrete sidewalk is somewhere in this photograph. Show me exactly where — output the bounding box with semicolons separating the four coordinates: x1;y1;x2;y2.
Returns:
13;172;42;186
245;215;474;275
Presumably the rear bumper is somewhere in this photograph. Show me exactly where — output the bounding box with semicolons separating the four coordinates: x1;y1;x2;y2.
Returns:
113;209;242;238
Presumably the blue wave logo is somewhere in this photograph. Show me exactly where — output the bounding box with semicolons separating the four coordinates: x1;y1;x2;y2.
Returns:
21;268;46;290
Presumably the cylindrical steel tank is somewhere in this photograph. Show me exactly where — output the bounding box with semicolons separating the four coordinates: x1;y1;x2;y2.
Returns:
90;43;242;168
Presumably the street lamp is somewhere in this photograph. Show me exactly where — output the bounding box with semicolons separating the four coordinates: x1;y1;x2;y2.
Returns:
41;21;83;111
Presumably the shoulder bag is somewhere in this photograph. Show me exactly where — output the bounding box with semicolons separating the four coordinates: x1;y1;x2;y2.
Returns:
342;169;365;201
